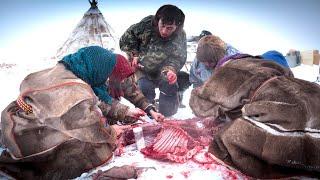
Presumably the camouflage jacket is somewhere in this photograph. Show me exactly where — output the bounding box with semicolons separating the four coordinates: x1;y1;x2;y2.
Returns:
120;15;187;80
99;76;153;125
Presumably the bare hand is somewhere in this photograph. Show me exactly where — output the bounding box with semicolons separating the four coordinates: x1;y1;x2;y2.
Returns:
149;110;165;122
111;124;130;137
126;108;146;119
167;70;177;84
131;57;139;69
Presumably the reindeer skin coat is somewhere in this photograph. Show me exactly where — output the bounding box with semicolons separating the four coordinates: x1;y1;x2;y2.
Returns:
190;58;320;178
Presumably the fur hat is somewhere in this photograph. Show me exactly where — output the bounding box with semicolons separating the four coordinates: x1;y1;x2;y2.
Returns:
196;35;227;67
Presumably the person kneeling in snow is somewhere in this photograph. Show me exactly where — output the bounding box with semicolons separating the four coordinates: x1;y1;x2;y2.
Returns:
120;4;187;117
190;51;320;178
0;46;163;179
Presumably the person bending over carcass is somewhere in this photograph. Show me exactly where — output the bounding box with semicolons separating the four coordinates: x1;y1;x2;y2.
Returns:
0;46;164;179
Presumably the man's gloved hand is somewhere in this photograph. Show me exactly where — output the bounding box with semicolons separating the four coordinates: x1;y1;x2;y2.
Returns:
166;70;177;84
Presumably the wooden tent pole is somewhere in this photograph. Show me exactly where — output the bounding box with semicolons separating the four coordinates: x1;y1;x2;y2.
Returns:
89;0;98;8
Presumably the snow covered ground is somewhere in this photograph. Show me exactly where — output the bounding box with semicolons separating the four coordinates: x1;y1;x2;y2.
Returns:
2;58;318;119
77;145;245;180
0;56;319;179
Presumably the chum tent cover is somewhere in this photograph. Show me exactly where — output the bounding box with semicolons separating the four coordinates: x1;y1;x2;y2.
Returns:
55;0;117;60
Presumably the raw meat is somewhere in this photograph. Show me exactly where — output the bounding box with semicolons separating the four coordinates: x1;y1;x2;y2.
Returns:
141;124;204;163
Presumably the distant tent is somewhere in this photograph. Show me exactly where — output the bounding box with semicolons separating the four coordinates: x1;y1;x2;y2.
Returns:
55;0;116;59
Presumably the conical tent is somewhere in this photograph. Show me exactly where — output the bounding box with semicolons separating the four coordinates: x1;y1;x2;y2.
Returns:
56;0;116;59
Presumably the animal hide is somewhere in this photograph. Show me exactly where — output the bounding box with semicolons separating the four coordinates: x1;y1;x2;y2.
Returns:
0;64;116;179
190;58;293;119
190;58;320;178
92;165;138;180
